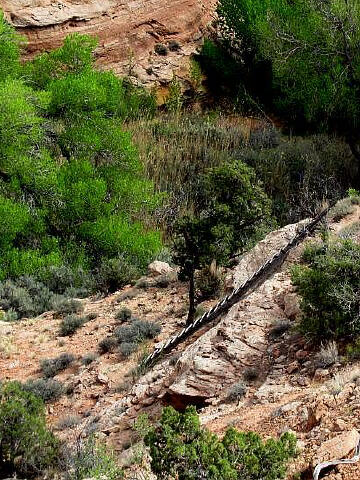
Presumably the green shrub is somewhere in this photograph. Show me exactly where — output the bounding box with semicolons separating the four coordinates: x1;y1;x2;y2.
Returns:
227;381;247;402
0;19;161;294
118;342;138;357
98;336;118;354
39;264;94;296
59;314;87;336
142;406;296;480
346;338;360;360
0;277;53;319
339;221;360;240
40;352;75;377
96;256;140;293
0;382;59;477
82;352;98;365
328;198;355;222
23;378;64;402
65;435;123;480
115;307;132;323
292;239;360;340
56;414;81;431
114;320;161;344
2;308;18;322
155;43;168;56
53;297;83;316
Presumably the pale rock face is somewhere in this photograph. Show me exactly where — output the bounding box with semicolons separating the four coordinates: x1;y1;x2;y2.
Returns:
1;0;216;86
312;429;360;467
165;222;305;402
148;260;173;277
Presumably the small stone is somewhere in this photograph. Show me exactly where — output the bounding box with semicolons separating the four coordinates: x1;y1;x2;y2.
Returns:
333;418;347;432
97;372;109;384
272;348;281;358
296;350;308;360
283;293;301;319
287;361;299;374
275;355;286;364
314;369;330;381
297;376;310;386
280;401;301;414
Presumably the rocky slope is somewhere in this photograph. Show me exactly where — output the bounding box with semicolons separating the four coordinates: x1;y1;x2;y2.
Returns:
1;208;360;479
1;0;216;86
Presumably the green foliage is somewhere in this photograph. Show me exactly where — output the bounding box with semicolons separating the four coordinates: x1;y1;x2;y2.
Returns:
0;277;54;318
143;406;296;480
118;342;138;357
0;14;161;300
217;0;360;141
40;352;75;378
328;198;355;222
174;160;272;276
67;436;123;480
196;263;224;300
346;338;360;360
82;352;98;365
166;76;183;113
98;336;118;354
243;134;356;222
23;378;64;403
53;297;83;316
0;382;59;477
0;79;45;165
114;319;161;344
115;307;133;322
25;33;98;89
292;238;360;340
0;12;23;81
173;159;272;321
95;256;140;294
59;314;87;336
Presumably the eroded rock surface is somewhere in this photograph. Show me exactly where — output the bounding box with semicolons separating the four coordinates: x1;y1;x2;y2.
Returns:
1;0;216;86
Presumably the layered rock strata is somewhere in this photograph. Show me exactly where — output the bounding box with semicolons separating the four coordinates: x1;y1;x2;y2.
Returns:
1;0;216;85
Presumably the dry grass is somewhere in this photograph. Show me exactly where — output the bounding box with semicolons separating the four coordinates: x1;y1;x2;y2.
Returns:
315;341;339;368
127;114;251;230
327;366;360;396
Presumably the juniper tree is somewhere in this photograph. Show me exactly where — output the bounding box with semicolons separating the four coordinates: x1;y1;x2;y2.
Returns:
173;160;272;324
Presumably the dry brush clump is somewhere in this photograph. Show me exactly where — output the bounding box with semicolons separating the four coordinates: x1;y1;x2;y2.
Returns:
40;352;76;378
314;341;339;368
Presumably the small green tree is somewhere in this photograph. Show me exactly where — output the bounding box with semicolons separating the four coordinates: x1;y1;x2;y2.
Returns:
173;160;272;323
142;405;296;480
292;237;360;340
0;382;59;477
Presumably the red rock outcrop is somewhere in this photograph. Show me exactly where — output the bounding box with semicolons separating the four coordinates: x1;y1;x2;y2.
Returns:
1;0;216;85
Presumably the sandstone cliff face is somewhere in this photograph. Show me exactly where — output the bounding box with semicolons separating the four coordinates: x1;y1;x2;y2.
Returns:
1;0;216;85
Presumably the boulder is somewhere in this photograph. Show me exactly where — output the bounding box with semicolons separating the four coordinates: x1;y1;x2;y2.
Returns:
312;429;360;467
148;261;173;277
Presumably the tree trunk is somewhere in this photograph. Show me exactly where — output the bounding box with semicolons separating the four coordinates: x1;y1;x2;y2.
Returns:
187;267;196;325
